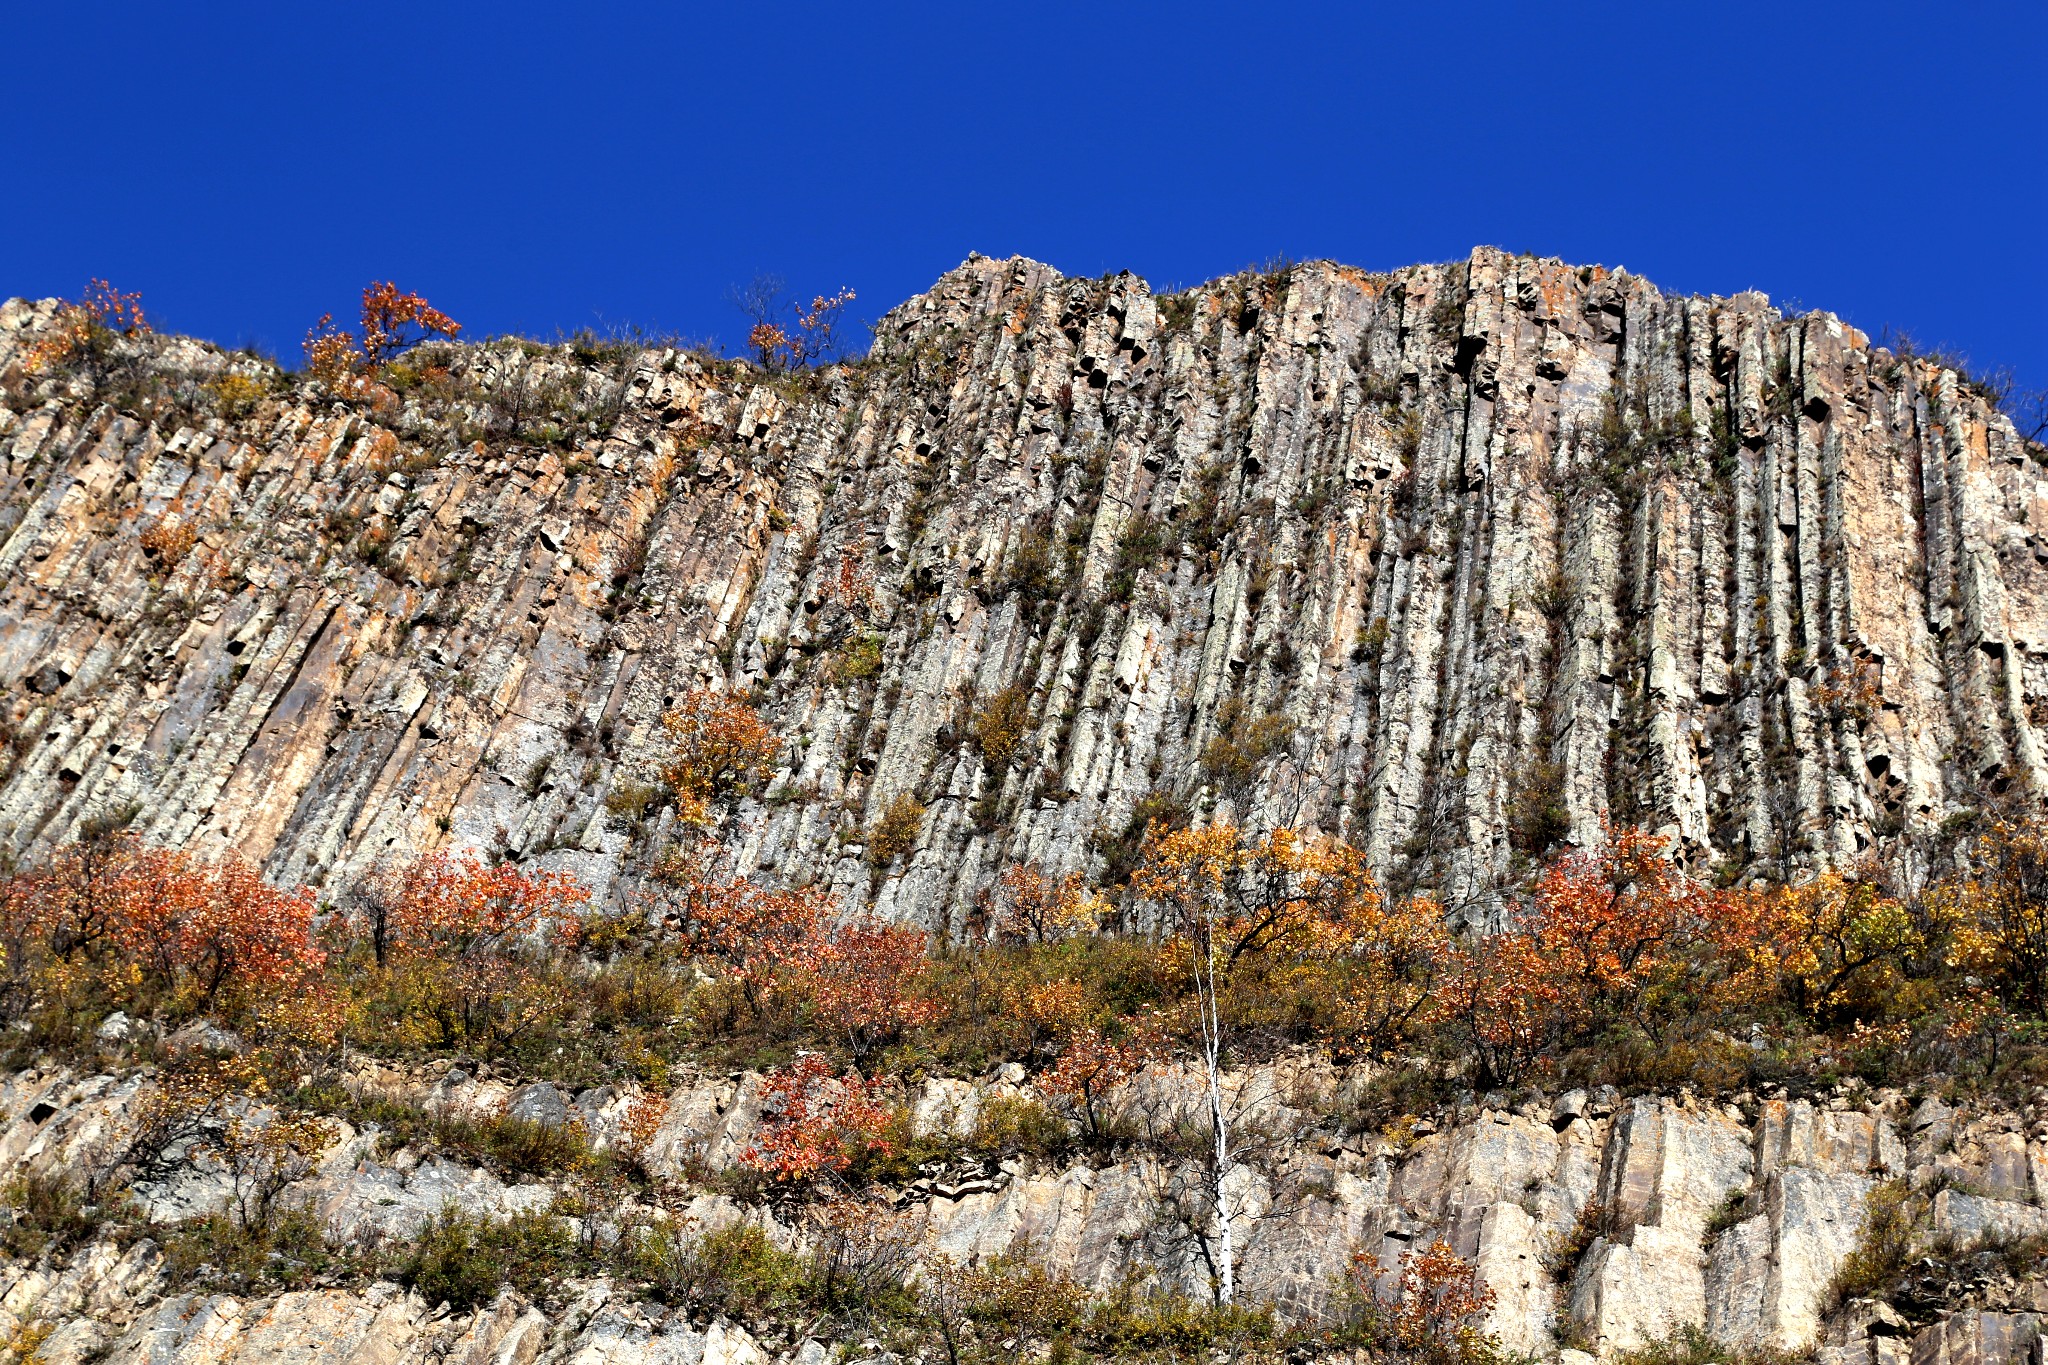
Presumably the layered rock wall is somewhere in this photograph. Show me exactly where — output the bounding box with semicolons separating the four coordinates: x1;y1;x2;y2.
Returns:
1;248;2042;922
5;1060;2048;1364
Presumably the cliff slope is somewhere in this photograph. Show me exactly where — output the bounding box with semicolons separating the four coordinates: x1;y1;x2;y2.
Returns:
1;248;2042;923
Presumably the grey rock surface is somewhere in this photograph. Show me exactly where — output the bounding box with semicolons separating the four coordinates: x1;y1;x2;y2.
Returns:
4;1060;2047;1361
3;248;2042;926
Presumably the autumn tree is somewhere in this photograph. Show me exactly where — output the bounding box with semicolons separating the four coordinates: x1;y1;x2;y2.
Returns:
120;1053;335;1227
1940;817;2048;1014
357;851;589;1048
1041;1021;1155;1138
805;915;941;1064
0;828;146;983
740;1055;898;1183
108;849;324;1012
979;864;1106;944
823;549;876;618
649;854;831;1024
659;687;779;828
1328;890;1453;1061
1132;821;1390;1303
1523;825;1711;1040
365;851;586;961
732;275;858;370
969;685;1034;773
304;281;460;393
1353;1240;1500;1365
1769;871;1926;1024
1437;930;1558;1090
20;280;149;389
0;834;322;1021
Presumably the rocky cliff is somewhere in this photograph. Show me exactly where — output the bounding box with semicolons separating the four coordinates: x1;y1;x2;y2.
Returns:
6;1056;2048;1365
2;247;2043;926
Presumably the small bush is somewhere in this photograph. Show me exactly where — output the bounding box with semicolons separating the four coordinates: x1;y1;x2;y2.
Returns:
161;1205;343;1290
1828;1179;1917;1308
967;1094;1070;1160
603;781;661;833
207;373;267;420
868;794;926;868
634;1219;807;1317
1106;515;1169;600
1612;1324;1804;1365
0;1174;97;1262
835;634;884;683
405;1206;575;1311
1199;697;1293;796
463;1112;598;1178
970;685;1033;771
1545;1199;1607;1275
1506;760;1569;855
1000;529;1059;602
139;517;200;567
1088;1279;1274;1356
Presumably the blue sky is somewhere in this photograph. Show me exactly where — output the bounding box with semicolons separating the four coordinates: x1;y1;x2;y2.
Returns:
5;2;2042;394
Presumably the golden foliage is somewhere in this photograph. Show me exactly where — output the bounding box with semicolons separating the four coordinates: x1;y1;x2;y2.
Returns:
138;516;199;567
658;688;778;826
970;685;1033;771
23;279;147;375
866;794;926;868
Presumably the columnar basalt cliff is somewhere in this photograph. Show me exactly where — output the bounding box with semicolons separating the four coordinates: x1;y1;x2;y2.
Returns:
1;247;2041;925
5;248;2048;1365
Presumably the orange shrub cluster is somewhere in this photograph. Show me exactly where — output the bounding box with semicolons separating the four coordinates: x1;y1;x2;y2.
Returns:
659;687;780;827
0;833;601;1065
303;281;460;394
138;516;199;566
353;851;590;1050
1352;1239;1499;1365
655;858;938;1064
664;807;2048;1115
0;834;321;1019
22;279;148;375
749;287;856;370
739;1054;898;1182
824;549;876;615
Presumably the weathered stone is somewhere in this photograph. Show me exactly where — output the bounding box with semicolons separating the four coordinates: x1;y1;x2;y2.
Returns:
1909;1312;2040;1365
1931;1189;2048;1244
2;248;2039;927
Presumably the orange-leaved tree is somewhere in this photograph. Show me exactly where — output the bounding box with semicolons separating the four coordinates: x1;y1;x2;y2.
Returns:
22;279;148;378
304;281;460;393
0;830;148;977
358;851;589;1049
805;915;942;1065
1132;821;1391;1303
108;848;324;1012
659;687;779;828
740;1055;897;1183
978;864;1106;944
0;833;321;1021
1041;1020;1158;1138
1439;825;1762;1084
1770;871;1925;1025
1352;1239;1500;1365
650;854;831;1023
734;276;857;371
1936;818;2048;1015
1524;825;1711;1039
1437;929;1558;1091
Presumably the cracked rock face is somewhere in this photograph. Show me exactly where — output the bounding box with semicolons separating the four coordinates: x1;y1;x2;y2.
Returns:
7;1065;2048;1363
1;247;2042;924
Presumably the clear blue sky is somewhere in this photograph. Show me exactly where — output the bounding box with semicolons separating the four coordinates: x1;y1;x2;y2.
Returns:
5;2;2042;393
